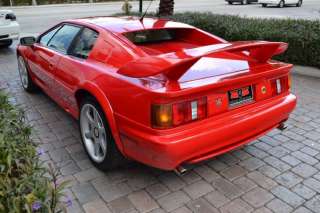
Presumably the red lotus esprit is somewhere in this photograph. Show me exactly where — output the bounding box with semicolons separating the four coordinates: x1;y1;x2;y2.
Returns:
17;16;296;172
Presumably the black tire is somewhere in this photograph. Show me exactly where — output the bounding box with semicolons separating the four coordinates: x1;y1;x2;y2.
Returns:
79;96;127;171
262;3;267;7
296;0;302;7
278;0;285;8
0;39;13;48
17;55;38;92
228;1;233;4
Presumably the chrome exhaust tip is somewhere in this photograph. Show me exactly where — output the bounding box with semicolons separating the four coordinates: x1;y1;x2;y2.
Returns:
174;166;188;176
277;122;287;131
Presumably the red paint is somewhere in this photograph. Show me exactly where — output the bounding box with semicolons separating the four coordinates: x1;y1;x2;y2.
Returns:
17;16;296;170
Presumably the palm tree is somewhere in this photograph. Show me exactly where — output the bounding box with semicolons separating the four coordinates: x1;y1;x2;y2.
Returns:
158;0;174;16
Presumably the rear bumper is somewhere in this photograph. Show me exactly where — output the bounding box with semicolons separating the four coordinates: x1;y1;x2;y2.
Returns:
0;22;20;41
118;93;296;170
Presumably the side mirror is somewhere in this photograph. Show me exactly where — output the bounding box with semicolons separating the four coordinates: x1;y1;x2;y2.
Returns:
20;36;36;46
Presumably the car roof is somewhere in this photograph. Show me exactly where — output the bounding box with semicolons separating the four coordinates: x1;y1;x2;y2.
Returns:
71;16;195;34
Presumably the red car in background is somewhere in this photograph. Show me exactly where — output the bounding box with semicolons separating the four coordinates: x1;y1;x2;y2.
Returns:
17;16;296;173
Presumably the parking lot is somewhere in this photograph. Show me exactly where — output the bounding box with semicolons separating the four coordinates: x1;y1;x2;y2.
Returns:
1;42;320;212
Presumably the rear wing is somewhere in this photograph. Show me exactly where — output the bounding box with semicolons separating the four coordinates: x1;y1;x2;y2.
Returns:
118;41;288;81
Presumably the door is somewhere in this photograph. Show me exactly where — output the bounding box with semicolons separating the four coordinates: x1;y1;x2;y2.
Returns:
54;27;99;116
29;24;82;101
27;25;62;94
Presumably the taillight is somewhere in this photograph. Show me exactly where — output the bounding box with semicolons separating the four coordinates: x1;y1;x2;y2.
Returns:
5;13;16;21
271;75;290;96
152;97;207;129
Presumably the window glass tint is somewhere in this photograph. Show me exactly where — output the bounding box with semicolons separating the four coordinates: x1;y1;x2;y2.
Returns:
124;29;175;44
48;25;81;54
39;26;61;46
71;28;98;59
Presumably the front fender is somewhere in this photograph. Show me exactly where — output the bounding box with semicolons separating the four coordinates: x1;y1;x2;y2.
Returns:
77;81;125;155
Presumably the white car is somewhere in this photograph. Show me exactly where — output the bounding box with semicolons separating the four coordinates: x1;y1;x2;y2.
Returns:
259;0;303;7
0;10;20;47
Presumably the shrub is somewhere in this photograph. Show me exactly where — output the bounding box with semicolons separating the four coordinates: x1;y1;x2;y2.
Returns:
0;92;69;213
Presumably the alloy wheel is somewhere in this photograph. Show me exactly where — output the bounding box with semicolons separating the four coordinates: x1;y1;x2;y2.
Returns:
18;56;29;89
80;104;107;163
297;0;302;7
279;0;285;8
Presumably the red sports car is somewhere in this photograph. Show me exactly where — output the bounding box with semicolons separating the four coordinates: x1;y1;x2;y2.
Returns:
17;16;296;173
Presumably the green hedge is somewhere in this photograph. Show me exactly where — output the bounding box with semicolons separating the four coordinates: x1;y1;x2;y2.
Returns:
0;92;68;212
169;12;320;68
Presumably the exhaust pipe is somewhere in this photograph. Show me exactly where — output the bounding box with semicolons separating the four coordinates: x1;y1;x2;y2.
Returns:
174;166;188;176
277;122;287;131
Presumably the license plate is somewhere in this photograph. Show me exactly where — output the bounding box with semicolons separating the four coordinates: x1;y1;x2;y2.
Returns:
228;86;253;106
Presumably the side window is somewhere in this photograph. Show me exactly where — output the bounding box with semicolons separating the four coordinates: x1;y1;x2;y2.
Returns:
47;24;81;54
70;28;99;59
39;26;61;46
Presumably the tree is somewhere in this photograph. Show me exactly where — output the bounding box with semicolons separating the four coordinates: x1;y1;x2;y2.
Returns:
158;0;174;16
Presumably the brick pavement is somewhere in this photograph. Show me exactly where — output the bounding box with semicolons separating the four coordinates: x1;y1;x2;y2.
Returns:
1;46;320;213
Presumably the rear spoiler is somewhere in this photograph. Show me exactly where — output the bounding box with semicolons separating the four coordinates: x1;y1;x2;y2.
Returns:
118;41;288;81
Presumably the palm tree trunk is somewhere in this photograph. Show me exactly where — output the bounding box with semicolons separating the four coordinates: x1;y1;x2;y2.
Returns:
158;0;174;16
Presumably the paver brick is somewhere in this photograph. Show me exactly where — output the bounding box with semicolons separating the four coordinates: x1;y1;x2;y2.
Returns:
305;195;320;213
233;176;257;193
184;180;214;199
247;171;277;190
242;188;274;208
258;165;281;178
274;172;303;188
266;199;293;213
291;163;318;178
239;157;265;171
220;198;253;213
128;190;159;213
271;186;305;208
281;155;301;167
205;190;230;208
157;191;191;212
263;156;291;172
83;199;111;213
221;165;247;180
187;198;219;213
108;196;135;213
92;177;132;202
212;178;243;199
292;184;316;200
72;182;100;204
291;151;318;165
146;183;170;199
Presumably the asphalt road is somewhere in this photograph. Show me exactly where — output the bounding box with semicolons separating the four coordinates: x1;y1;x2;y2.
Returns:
2;0;320;35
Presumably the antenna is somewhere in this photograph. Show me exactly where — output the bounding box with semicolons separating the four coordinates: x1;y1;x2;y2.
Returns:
140;0;154;22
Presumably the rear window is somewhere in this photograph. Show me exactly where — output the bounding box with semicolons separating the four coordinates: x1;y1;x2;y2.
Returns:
124;29;175;44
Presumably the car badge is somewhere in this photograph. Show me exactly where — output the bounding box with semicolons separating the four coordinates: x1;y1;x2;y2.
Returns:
261;86;267;94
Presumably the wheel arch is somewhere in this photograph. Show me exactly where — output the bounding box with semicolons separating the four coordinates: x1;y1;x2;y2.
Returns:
75;83;125;155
